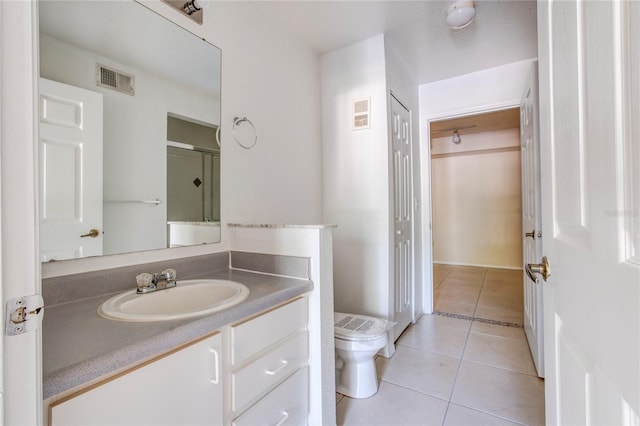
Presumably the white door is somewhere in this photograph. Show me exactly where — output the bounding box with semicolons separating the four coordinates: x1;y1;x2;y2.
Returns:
538;1;640;423
1;1;42;423
520;62;544;378
39;78;103;261
391;95;414;340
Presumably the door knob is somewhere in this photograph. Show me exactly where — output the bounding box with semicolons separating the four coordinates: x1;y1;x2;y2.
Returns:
80;229;100;238
526;256;551;283
525;230;536;239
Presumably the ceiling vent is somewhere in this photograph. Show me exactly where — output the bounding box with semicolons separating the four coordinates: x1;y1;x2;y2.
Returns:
96;64;135;96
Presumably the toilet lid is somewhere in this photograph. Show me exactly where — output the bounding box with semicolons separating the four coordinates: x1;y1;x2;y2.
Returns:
334;312;389;342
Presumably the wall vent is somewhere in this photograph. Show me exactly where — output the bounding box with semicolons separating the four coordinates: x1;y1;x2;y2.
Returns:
353;98;370;130
96;64;135;96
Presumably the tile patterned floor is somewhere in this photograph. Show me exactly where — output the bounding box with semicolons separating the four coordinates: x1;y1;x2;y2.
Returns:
336;265;545;426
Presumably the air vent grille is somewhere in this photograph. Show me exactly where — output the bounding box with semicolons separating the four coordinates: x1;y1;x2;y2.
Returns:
97;64;135;96
353;97;370;130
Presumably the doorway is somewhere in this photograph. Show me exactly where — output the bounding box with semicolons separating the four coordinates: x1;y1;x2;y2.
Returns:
428;108;526;326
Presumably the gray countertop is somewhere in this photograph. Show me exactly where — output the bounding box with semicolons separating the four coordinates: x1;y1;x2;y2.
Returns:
43;268;312;400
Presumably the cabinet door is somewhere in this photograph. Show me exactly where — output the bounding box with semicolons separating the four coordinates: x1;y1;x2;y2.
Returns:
50;333;223;426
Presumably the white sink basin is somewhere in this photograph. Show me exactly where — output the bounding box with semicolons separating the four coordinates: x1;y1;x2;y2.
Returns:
98;279;250;322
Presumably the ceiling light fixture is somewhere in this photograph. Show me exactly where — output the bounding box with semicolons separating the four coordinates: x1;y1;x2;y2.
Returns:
446;0;476;30
452;130;462;144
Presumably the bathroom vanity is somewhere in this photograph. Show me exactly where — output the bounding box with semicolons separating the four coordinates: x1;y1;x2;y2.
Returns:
49;298;309;425
43;252;312;425
40;225;337;425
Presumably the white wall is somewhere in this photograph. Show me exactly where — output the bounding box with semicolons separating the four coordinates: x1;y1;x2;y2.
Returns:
201;2;323;227
43;0;323;276
420;59;537;119
40;35;218;255
321;35;390;317
431;129;522;269
418;58;536;311
322;35;423;324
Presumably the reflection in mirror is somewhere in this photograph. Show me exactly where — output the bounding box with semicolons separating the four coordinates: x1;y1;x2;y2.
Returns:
38;0;221;262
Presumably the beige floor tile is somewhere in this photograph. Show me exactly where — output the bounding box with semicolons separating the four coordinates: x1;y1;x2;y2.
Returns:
435;299;476;317
436;284;481;305
376;345;460;400
433;264;454;287
336;381;448;426
474;305;524;325
397;320;469;358
477;291;524;312
448;266;486;283
420;313;472;332
471;321;526;339
481;280;523;296
484;268;522;283
444;403;524;425
463;332;537;376
440;277;484;291
451;361;545;425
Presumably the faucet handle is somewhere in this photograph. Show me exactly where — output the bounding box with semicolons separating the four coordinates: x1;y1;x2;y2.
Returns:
162;268;177;281
136;273;154;290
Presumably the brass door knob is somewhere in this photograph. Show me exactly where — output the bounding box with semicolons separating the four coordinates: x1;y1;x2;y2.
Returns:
526;256;551;283
80;229;100;238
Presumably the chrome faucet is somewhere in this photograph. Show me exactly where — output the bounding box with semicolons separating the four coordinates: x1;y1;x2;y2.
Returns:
136;269;177;294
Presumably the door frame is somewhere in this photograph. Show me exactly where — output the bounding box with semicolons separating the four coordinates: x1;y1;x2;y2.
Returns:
421;100;521;314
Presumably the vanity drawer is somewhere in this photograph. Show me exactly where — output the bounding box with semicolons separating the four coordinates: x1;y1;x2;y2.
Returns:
232;366;309;426
231;297;306;365
232;331;308;412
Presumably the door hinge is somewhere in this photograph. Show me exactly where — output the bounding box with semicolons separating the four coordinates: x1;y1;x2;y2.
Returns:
5;295;44;336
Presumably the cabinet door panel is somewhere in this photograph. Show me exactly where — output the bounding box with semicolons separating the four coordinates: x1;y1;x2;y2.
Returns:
232;367;309;426
50;334;223;426
232;331;308;412
231;298;306;365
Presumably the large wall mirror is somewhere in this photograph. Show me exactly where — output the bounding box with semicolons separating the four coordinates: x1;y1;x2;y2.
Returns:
38;1;221;262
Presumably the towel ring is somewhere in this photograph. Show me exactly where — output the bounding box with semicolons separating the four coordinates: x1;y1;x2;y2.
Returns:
232;116;257;149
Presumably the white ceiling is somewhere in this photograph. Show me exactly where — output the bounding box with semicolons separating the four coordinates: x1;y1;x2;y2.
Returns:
250;0;538;84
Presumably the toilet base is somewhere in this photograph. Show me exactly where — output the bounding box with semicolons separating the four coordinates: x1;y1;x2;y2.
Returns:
336;357;379;399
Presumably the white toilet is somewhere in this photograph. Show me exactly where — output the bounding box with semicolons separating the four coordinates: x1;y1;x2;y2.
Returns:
334;312;389;399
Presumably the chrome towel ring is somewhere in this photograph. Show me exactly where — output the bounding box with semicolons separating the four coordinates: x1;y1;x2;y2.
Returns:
232;116;257;149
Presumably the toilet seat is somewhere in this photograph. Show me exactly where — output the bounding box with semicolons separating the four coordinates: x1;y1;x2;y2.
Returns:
334;312;388;342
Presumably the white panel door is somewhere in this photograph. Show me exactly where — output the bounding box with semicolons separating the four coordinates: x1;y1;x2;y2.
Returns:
39;78;103;261
1;1;42;423
520;62;544;378
391;95;414;340
538;0;640;423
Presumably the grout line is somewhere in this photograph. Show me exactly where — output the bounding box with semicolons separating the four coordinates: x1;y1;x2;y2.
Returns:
462;358;543;379
434;264;455;289
376;376;451;404
441;266;488;424
447;402;530;426
472;268;489;318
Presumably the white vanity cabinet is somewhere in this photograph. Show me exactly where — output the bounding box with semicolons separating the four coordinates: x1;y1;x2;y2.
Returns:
230;297;309;424
49;333;223;426
47;296;310;426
